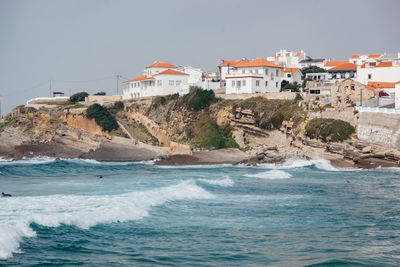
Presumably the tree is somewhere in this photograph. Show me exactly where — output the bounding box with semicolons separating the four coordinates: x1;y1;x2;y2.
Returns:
300;66;326;78
94;92;106;96
69;92;89;103
281;80;289;88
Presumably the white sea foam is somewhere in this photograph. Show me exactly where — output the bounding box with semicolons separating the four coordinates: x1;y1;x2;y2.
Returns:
0;180;213;259
245;170;292;179
0;156;57;165
198;177;234;187
258;157;346;172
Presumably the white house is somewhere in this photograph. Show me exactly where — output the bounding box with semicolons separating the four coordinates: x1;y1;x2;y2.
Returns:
225;58;283;94
281;67;302;84
180;66;220;91
123;61;189;99
298;56;326;69
350;53;382;66
218;59;249;88
356;61;400;85
267;49;307;68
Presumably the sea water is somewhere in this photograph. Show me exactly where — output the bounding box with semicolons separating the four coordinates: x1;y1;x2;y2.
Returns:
0;157;400;266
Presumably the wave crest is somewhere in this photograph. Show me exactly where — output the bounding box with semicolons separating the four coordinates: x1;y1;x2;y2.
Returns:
245;170;292;179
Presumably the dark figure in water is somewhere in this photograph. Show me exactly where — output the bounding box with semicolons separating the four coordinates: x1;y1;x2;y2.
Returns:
99;175;103;179
1;192;12;197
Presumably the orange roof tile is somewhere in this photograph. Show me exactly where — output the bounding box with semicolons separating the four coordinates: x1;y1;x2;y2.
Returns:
123;75;154;83
375;61;393;68
235;58;283;69
367;81;395;88
350;53;381;59
282;67;299;75
295;52;302;57
328;62;357;71
146;61;177;69
220;59;249;67
325;60;349;67
153;69;189;76
205;74;212;78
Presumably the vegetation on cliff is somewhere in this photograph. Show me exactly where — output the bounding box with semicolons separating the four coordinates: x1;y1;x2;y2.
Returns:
182;86;218;111
305;118;355;142
191;113;238;149
69;92;89;103
86;104;119;132
234;97;304;130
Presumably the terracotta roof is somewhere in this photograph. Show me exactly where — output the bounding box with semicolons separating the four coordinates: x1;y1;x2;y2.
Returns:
205;74;212;78
325;60;349;67
375;61;393;68
367;81;395;88
282;67;299;75
235;58;283;69
328;62;357;71
123;75;155;83
220;59;249;67
350;54;382;59
295;52;302;57
153;69;188;76
146;61;177;69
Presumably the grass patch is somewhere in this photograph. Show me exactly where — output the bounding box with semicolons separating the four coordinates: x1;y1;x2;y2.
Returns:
0;117;14;129
305;118;355;142
191;113;238;149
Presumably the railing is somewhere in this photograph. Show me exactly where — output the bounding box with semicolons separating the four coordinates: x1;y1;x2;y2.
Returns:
355;106;400;114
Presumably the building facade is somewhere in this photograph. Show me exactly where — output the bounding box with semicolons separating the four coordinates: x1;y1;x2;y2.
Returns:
267;49;307;68
122;61;189;99
281;68;302;84
357;61;400;85
225;58;283;94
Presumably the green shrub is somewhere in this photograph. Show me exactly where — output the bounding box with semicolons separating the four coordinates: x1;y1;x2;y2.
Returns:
86;104;119;132
113;101;124;110
153;96;166;106
305;118;355;142
192;114;238;149
94;92;106;96
184;86;218;111
295;93;303;101
69;92;89;103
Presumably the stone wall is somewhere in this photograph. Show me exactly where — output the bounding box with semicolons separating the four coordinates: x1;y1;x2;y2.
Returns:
216;92;296;100
357;112;400;148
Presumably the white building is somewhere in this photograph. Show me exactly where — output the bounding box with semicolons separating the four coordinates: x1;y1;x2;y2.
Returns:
298;56;326;69
356;61;400;85
281;68;302;84
267;49;306;68
123;61;189;99
218;59;249;88
180;66;220;91
349;53;382;66
225;58;283;94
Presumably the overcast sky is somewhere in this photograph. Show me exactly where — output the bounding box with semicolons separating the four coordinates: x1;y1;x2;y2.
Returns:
0;0;399;115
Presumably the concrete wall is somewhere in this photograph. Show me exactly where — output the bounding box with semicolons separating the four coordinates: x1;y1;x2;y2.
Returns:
86;95;122;104
357;112;400;148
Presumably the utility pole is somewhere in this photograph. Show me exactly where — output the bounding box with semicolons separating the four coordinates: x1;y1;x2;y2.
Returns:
116;75;120;95
49;80;52;97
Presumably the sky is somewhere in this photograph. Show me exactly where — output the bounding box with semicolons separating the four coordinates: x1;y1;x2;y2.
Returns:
0;0;399;115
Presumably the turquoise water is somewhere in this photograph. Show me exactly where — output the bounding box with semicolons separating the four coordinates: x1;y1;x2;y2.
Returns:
1;157;400;266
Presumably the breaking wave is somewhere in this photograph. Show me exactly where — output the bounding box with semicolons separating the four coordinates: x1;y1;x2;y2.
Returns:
198;177;234;187
258;157;341;171
0;180;213;259
245;170;292;179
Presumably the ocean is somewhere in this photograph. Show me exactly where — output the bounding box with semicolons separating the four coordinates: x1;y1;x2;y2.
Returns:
0;157;400;266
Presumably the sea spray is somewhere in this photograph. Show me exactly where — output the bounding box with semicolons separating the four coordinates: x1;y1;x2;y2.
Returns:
198;177;234;187
0;180;213;259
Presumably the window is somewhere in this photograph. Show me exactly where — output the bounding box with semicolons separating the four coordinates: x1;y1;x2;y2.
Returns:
255;69;259;74
169;80;174;86
287;74;292;78
256;80;260;86
276;70;279;76
265;81;268;87
242;80;246;86
351;85;355;90
271;72;274;80
157;80;162;86
237;81;241;87
368;74;372;79
276;82;278;87
176;80;181;86
250;69;253;74
242;69;245;74
310;90;321;94
265;69;269;75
